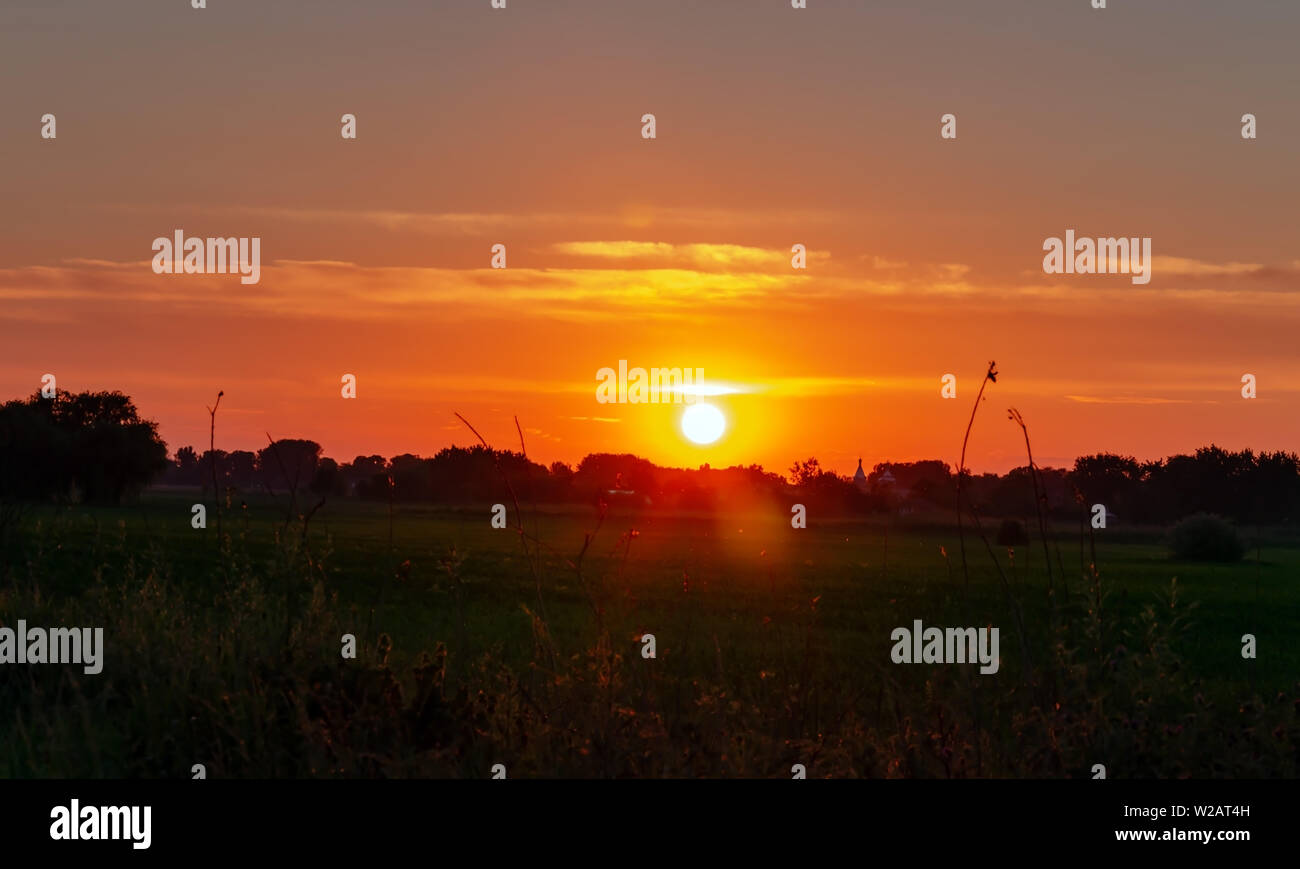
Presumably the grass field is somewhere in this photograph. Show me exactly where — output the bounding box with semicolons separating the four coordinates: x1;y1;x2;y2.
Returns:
1;491;1296;778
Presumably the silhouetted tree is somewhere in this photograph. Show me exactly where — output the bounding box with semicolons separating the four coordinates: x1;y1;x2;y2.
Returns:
788;457;825;487
257;439;322;495
0;390;166;503
310;457;344;497
173;445;200;483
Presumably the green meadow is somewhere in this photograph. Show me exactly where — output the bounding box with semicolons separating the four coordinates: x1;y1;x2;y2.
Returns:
1;492;1296;778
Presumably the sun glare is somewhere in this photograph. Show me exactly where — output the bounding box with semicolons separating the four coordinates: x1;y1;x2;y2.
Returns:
681;403;726;445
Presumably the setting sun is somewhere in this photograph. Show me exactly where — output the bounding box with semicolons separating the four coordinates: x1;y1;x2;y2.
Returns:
681;403;726;445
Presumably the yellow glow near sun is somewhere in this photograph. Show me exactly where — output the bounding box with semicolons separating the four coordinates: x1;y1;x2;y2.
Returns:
681;403;726;445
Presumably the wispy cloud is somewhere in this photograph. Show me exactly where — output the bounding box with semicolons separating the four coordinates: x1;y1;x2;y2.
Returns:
1063;394;1213;405
552;241;830;270
1152;256;1264;277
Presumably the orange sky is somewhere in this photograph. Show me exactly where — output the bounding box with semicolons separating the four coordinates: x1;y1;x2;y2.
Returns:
2;0;1297;475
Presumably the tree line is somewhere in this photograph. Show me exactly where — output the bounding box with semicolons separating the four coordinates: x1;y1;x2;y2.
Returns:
3;389;1298;526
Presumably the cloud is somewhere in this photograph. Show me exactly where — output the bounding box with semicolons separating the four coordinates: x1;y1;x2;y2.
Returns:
1063;395;1211;405
0;260;830;322
1151;256;1264;277
552;241;830;270
3;245;1294;330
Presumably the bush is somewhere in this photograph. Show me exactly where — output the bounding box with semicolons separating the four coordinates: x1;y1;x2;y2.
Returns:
1168;512;1246;562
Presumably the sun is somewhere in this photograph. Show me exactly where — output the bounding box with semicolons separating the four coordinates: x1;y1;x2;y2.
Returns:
681;403;726;445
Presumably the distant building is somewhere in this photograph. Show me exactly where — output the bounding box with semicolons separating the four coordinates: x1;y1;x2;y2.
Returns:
853;458;870;493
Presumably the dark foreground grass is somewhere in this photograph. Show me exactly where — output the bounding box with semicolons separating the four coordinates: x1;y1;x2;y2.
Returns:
0;492;1296;778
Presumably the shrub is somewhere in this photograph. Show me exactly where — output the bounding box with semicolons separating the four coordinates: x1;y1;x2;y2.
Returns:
1168;512;1246;562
